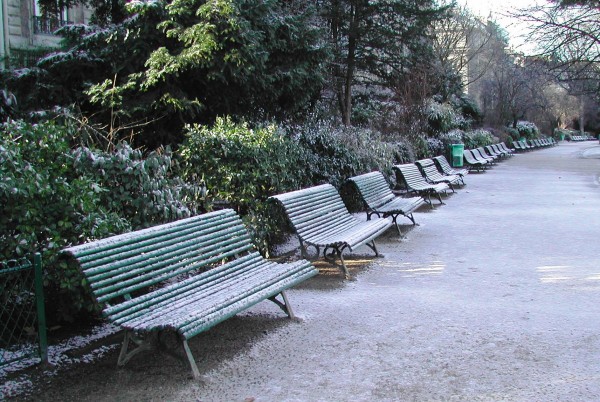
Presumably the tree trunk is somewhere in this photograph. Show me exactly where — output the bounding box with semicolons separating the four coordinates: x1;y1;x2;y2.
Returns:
342;3;359;127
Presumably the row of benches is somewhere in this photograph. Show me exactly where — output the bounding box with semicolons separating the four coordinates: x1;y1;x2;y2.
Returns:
462;142;514;171
513;138;557;151
570;134;596;141
58;152;489;377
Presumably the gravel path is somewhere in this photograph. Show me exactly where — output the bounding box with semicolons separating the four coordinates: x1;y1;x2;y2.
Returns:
12;141;600;401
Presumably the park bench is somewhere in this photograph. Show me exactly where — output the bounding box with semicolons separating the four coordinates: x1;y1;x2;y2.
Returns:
463;149;488;171
269;184;393;279
60;209;318;378
499;142;515;154
518;140;533;150
432;155;468;184
493;143;513;157
347;171;425;235
392;163;449;207
512;141;524;151
486;144;506;159
475;147;497;163
415;158;462;192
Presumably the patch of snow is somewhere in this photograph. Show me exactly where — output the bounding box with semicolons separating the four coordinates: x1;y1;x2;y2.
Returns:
0;322;121;398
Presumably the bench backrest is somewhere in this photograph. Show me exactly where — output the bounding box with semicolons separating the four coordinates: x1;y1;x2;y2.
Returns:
432;155;453;174
347;171;395;210
393;163;428;188
487;145;500;156
476;147;492;159
463;149;481;164
61;209;254;308
415;159;443;180
270;184;355;239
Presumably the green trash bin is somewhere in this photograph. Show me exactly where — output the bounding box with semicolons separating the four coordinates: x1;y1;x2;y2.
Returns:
451;144;464;167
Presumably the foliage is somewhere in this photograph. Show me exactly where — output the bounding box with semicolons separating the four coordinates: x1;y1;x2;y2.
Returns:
180;117;303;212
319;0;448;125
0;120;130;321
6;0;330;149
290;122;396;187
425;98;470;134
464;129;494;148
72;142;202;229
513;121;540;139
426;137;445;157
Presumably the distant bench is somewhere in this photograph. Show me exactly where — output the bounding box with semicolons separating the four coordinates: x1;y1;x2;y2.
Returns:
347;171;425;235
269;184;392;279
61;209;317;378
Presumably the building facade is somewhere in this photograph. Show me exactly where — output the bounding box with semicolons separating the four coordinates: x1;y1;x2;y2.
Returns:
1;0;91;69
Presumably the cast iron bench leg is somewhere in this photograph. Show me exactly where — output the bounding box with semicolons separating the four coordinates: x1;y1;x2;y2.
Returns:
118;331;155;367
268;290;295;319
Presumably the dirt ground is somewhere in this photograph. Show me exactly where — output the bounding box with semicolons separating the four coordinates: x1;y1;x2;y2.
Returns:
3;141;600;401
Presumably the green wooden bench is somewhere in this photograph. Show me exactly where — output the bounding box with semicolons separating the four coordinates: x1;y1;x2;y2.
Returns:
415;158;462;192
269;184;393;279
392;163;449;207
60;209;318;378
346;171;425;235
432;155;468;183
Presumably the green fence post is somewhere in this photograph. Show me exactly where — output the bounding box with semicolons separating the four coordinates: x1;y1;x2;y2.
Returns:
34;253;48;363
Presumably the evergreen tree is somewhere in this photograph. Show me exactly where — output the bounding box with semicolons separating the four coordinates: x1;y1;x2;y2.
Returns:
318;0;448;125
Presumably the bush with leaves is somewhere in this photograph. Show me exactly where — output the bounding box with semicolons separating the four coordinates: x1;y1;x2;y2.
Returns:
180;117;305;212
72;143;201;229
514;121;540;139
426;98;469;135
0;120;130;321
464;129;494;148
289;122;396;187
179;117;309;254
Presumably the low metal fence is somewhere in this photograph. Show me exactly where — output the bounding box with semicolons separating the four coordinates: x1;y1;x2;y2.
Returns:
0;253;48;368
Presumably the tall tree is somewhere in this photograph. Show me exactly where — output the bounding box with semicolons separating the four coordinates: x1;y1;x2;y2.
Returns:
431;4;509;100
318;0;447;126
512;2;600;99
9;0;330;148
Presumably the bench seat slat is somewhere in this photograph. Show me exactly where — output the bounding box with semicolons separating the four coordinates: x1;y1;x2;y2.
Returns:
180;268;316;339
86;226;250;283
95;242;252;303
121;259;314;333
107;253;268;321
78;215;245;274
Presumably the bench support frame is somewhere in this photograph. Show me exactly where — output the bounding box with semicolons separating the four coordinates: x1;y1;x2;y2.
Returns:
300;240;379;279
116;290;296;379
368;210;416;236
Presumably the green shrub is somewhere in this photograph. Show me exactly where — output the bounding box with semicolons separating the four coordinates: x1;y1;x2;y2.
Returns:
514;121;540;139
180;117;305;212
179;117;306;254
290;123;395;186
464;129;494;148
0;120;130;321
426;99;469;134
72;143;201;229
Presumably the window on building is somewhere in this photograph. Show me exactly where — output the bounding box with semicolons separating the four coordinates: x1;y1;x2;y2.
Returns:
32;0;70;35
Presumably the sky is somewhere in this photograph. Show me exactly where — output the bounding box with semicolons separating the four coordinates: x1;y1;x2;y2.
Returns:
457;0;544;53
